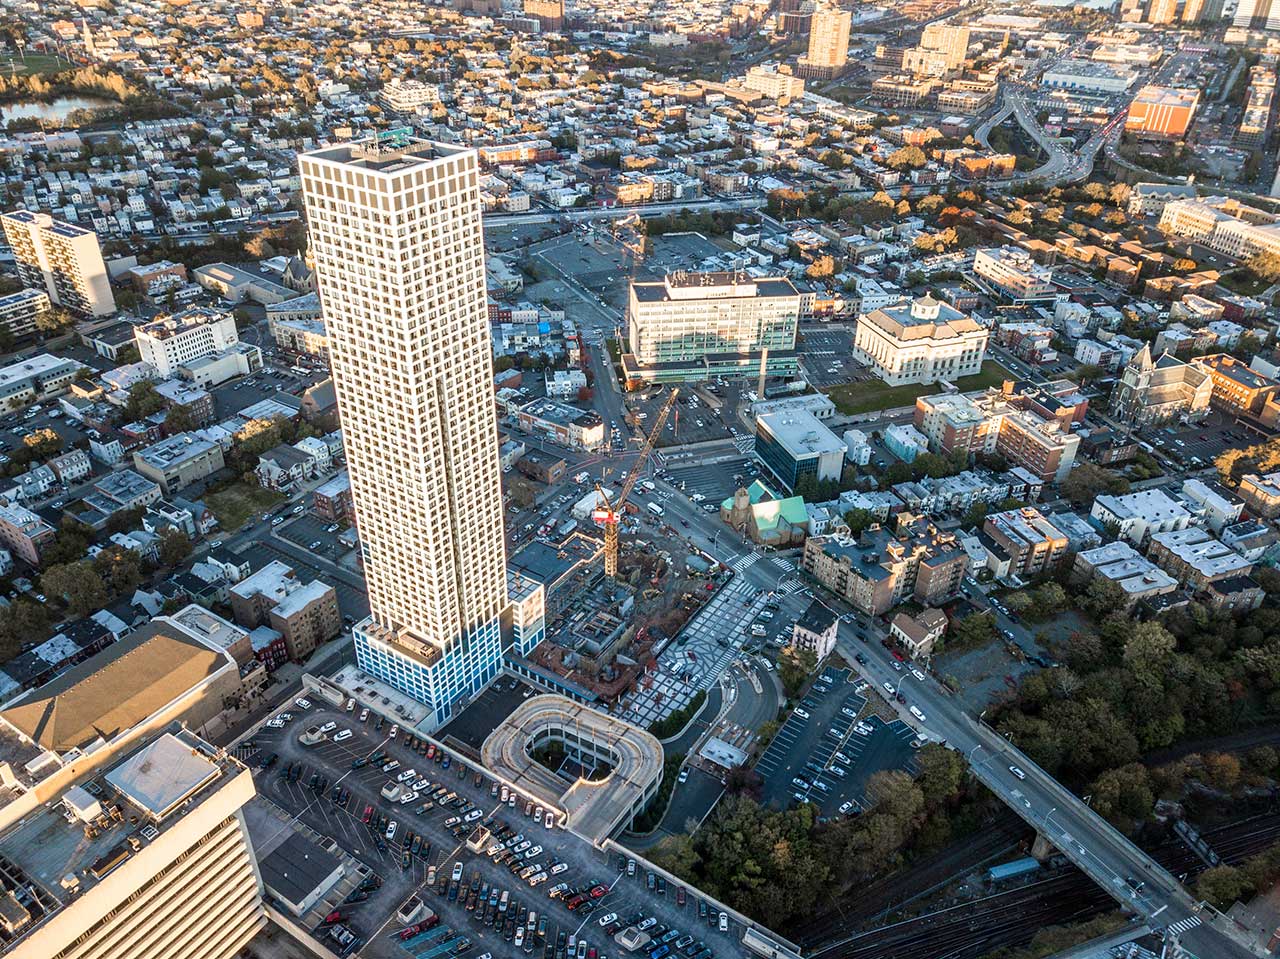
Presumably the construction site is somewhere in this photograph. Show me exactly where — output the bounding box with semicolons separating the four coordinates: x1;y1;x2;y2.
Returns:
508;388;729;711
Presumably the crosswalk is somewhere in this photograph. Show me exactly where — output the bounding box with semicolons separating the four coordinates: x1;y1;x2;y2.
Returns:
772;557;796;573
777;579;805;595
729;553;760;573
732;435;755;455
1164;917;1201;937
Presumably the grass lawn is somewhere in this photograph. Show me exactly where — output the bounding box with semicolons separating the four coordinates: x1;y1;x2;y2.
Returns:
824;361;1011;416
1218;271;1270;297
206;482;285;532
0;54;71;77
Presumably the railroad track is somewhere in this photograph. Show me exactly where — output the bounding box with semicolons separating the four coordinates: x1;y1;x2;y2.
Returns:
794;816;1032;948
808;813;1280;959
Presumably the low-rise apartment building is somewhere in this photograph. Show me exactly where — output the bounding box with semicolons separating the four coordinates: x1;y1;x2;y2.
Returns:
1072;540;1179;609
133;433;225;494
229;560;341;661
803;515;968;615
982;507;1070;578
1090;488;1192;547
790;600;839;659
1238;471;1280;519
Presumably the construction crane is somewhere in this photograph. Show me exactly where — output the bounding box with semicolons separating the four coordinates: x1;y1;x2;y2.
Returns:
593;388;679;579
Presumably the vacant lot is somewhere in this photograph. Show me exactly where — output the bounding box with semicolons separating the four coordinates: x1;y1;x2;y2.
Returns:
206;482;284;531
825;361;1011;415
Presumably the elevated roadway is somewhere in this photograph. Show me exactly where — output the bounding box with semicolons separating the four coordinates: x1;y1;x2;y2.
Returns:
833;619;1261;959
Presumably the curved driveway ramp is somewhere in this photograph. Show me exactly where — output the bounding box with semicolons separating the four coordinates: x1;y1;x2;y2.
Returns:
481;694;663;846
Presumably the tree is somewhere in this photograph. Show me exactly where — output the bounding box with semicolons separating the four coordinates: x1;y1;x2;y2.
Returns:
92;545;143;595
35;306;76;335
41;561;108;617
1060;462;1129;503
164;405;197;434
157;527;193;568
124;381;164;421
1089;763;1154;828
916;744;964;805
843;508;874;536
886;146;926;171
1069;363;1105;385
778;646;818;698
103;506;146;536
950;612;997;650
1197;865;1251;910
1246;251;1280;283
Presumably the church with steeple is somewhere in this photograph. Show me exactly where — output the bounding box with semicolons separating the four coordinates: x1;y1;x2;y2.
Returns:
1111;344;1213;430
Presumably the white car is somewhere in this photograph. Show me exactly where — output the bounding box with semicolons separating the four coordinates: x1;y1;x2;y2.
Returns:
385;821;397;840
550;862;569;875
451;862;464;882
333;729;353;742
794;708;810;720
525;844;543;859
839;801;855;815
319;721;337;734
265;719;285;729
909;706;926;723
529;872;548;887
413;779;432;791
400;790;420;804
465;809;483;822
295;698;312;709
599;913;618;927
359;708;369;722
911;668;926;681
882;682;895;695
276;713;293;723
389;725;399;740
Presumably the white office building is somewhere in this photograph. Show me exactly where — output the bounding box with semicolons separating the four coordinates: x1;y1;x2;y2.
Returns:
0;210;116;317
973;247;1056;303
135;307;241;378
300;137;511;727
854;294;988;386
624;271;800;384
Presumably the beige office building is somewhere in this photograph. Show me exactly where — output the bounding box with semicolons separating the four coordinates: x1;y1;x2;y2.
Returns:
0;210;116;317
299;137;510;726
0;616;264;959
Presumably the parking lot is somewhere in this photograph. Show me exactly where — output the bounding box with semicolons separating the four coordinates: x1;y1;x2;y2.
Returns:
279;512;354;559
755;666;918;815
1149;412;1269;470
631;387;738;449
243;701;745;959
664;456;755;505
799;329;862;388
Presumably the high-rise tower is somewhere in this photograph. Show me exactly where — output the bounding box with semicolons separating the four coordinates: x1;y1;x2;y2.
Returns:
298;138;509;726
797;5;851;79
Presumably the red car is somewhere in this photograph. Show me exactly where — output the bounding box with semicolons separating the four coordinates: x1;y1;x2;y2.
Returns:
361;805;373;824
400;924;422;940
427;744;436;760
676;886;686;906
890;649;906;662
589;884;608;899
323;911;345;926
566;895;586;911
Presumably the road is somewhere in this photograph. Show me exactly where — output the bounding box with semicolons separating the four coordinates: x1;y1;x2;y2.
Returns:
831;617;1258;959
485;197;765;228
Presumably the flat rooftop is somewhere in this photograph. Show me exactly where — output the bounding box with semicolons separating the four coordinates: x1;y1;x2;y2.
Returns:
481;695;663;845
757;409;845;458
301;138;466;176
0;727;245;954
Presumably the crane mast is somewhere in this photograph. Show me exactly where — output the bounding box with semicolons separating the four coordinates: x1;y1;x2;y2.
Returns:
593;388;679;579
